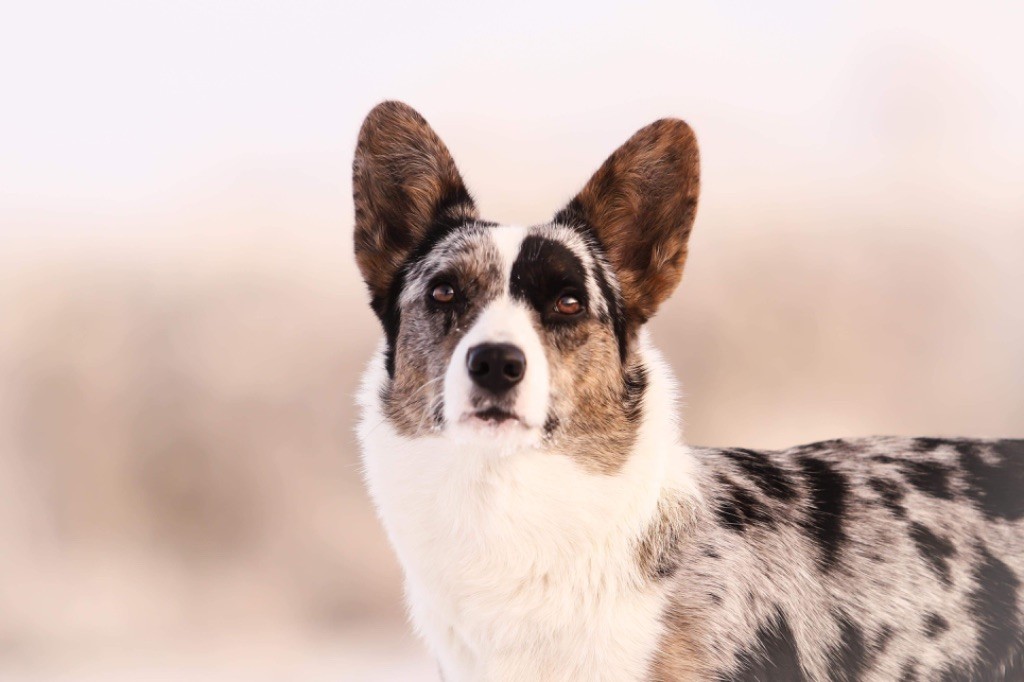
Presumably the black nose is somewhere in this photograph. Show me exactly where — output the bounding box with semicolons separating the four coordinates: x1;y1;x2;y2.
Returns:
466;343;526;393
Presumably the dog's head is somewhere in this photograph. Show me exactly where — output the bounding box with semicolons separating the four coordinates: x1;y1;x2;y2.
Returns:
354;102;699;472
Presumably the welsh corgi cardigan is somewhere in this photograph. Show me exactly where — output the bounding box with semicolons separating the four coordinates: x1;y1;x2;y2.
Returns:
353;101;1023;681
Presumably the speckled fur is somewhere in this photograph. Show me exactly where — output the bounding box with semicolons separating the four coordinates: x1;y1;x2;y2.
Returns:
353;102;1024;681
647;438;1024;681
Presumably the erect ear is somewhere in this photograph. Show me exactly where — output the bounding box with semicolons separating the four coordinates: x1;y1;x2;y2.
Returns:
353;101;477;316
555;118;699;325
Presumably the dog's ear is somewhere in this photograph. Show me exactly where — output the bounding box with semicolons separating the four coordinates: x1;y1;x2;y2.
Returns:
555;119;699;325
353;101;477;314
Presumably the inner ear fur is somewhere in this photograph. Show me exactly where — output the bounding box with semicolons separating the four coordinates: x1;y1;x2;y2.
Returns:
352;101;477;315
556;118;700;325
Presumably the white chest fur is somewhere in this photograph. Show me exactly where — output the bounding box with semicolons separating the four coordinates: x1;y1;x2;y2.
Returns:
357;345;696;681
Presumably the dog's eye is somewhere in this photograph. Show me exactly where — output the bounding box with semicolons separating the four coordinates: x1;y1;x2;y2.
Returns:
431;283;457;304
554;294;583;316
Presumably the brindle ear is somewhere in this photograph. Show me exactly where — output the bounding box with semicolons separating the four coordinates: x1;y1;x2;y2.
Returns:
555;118;700;325
353;101;477;316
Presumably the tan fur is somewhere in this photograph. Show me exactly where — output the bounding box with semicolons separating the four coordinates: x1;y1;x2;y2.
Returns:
648;600;708;682
543;323;642;474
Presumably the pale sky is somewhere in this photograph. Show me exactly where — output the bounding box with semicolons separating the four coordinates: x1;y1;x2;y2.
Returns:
2;1;1021;234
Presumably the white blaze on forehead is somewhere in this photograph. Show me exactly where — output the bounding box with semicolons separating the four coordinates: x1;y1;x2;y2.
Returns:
489;224;528;291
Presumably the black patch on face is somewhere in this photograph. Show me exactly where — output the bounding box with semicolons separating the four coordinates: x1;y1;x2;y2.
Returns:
959;440;1024;521
924;613;950;638
723;448;798;501
552;208;630;359
797;456;849;571
374;215;493;377
715;475;773;533
725;611;807;682
831;615;869;682
868;477;907;518
966;544;1021;676
908;522;956;586
510;235;589;325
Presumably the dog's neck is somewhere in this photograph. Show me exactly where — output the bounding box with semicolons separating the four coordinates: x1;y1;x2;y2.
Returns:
357;333;705;679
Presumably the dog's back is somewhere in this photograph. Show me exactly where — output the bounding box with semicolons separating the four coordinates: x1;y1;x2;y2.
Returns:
649;437;1024;681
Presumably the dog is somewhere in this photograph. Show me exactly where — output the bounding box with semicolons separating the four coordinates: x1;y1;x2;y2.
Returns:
352;101;1024;681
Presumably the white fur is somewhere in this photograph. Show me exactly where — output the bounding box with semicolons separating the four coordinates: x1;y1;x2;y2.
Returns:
443;298;550;437
490;224;527;283
358;330;703;681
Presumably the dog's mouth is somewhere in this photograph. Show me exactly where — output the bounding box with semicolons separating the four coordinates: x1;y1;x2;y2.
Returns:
450;404;544;448
467;406;520;424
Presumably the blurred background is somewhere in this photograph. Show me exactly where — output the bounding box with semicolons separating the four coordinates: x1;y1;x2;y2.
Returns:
1;1;1022;679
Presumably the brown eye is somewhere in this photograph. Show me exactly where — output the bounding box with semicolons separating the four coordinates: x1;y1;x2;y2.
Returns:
431;283;456;304
554;294;582;315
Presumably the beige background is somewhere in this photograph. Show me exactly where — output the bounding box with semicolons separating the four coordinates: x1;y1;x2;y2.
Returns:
2;1;1022;679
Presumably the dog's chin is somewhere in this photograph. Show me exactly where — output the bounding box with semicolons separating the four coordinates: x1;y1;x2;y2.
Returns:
448;408;543;451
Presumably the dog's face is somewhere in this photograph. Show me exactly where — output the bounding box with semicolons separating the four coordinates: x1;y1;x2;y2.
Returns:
353;102;699;471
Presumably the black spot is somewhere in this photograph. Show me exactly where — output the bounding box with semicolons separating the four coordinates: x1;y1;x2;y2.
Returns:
959;440;1024;521
908;522;956;586
723;448;798;501
831;615;869;682
924;612;950;638
798;456;849;571
794;438;852;454
650;552;680;580
901;460;957;501
715;475;773;533
867;477;907;518
899;660;920;682
872;455;956;501
725;611;807;682
510;235;589;324
875;625;896;655
966;544;1021;676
